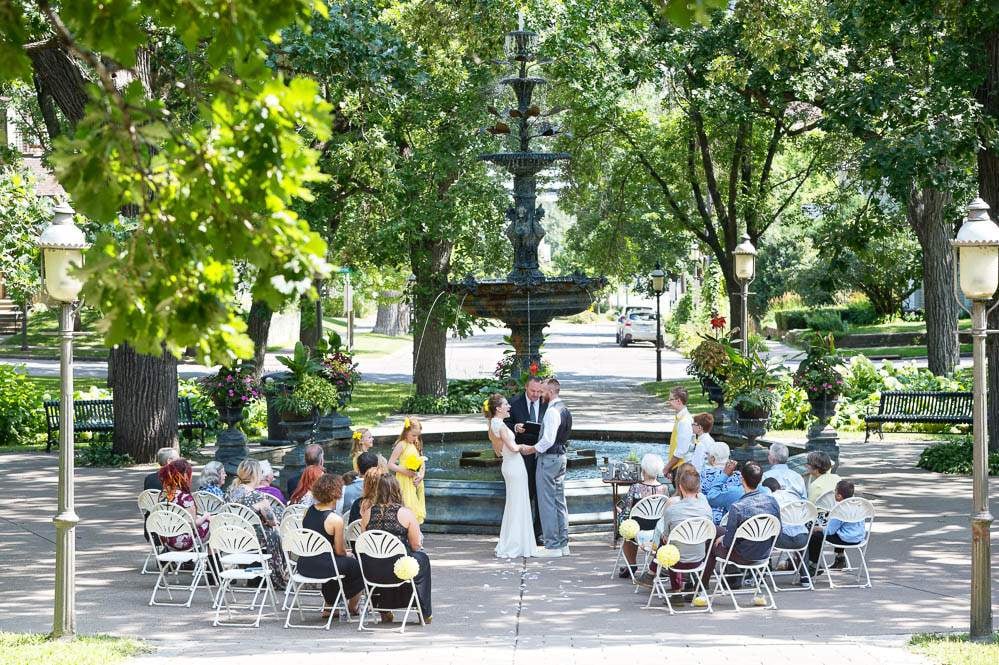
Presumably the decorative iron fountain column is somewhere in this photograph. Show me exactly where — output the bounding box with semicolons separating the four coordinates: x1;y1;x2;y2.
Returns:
452;18;606;376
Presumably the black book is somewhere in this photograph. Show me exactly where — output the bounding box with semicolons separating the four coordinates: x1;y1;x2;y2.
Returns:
523;421;541;436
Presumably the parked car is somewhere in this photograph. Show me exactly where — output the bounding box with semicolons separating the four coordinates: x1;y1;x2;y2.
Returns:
616;308;660;347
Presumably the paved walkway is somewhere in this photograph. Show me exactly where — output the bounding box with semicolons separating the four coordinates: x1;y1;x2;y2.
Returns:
1;441;995;664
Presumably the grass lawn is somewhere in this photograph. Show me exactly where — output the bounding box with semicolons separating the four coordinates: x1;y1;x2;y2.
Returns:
268;317;410;358
842;343;972;360
0;307;108;361
341;381;413;428
641;378;713;412
908;632;999;665
0;632;148;665
23;375;107;398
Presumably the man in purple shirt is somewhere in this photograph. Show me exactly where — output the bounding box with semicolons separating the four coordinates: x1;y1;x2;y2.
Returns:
696;462;780;600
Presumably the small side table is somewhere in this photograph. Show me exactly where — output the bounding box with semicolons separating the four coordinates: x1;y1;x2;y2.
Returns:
602;478;636;548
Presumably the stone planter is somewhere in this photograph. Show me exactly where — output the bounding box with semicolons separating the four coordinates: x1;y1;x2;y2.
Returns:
280;413;316;480
213;402;248;474
316;409;352;443
261;371;292;446
733;407;772;464
807;397;840;464
700;377;735;434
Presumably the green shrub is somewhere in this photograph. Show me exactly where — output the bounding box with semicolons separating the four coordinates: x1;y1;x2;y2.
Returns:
241;398;268;437
804;309;846;333
77;440;133;467
178;379;219;433
770;378;811;430
398;393;484;415
918;440;999;475
448;378;506;399
0;365;44;445
842;298;879;325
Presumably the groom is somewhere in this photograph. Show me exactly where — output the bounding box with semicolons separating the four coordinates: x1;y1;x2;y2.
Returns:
505;376;547;544
522;377;572;558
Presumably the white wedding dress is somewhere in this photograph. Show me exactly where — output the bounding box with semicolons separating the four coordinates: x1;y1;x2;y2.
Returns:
491;417;535;558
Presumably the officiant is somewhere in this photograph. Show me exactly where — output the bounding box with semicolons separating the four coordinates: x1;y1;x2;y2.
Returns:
505;376;546;544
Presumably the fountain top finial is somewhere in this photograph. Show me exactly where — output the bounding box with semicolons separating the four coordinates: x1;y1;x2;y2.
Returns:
518;10;524;31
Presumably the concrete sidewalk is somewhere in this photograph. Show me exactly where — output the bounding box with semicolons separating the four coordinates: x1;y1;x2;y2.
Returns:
1;440;996;664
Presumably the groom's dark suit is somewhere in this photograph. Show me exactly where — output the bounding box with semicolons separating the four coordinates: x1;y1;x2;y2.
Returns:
505;392;546;542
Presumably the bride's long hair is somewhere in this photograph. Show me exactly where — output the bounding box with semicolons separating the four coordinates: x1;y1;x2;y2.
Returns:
484;393;506;419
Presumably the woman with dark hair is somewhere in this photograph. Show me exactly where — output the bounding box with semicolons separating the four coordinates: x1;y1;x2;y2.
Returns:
297;474;364;616
158;458;210;550
360;473;432;623
290;465;325;506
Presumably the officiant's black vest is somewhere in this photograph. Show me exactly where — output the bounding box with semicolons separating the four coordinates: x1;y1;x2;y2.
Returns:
545;402;573;455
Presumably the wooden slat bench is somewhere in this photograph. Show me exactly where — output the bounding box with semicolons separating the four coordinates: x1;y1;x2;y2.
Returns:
44;397;207;451
863;390;973;443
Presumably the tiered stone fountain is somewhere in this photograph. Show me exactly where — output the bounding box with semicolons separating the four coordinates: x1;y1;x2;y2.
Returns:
450;20;606;374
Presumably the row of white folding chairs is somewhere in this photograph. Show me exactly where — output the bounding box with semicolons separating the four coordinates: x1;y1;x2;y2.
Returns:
610;493;669;585
643;496;876;613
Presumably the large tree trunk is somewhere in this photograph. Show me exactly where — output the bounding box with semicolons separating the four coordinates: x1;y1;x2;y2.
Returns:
978;28;999;452
907;185;959;376
108;344;178;463
26;43;88;124
411;241;452;396
372;292;410;336
246;299;272;380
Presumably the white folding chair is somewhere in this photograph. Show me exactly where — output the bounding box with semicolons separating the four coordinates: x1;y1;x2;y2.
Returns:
711;514;780;611
284;503;308;523
145;510;213;607
345;519;363;553
646;517;716;614
815;497;876;589
284;528;352;629
814;490;836;524
354;530;425;633
138;489;164;574
279;512;320;610
224;502;265;530
262;492;286;508
768;500;818;592
609;494;668;585
194;491;225;515
209;524;278;627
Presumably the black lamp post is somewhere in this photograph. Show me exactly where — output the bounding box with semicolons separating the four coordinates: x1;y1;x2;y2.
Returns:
650;263;666;382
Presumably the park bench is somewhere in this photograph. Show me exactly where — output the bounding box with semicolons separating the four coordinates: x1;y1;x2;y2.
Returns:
863;390;972;443
43;397;207;452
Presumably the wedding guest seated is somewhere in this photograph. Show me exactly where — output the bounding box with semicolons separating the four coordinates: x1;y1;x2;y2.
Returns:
761;443;806;499
197;461;226;498
689;413;715;476
158;459;210;550
805;451;841;503
289;465;325;507
343;452;379;519
350;466;384;524
703;443;742;525
360;473;432;623
284;443;324;497
226;459;288;589
144;447;179;491
695;462;779;606
761;477;809;553
808;479;864;574
257;460;286;504
298;473;364;616
644;466;713;595
616;453;668;578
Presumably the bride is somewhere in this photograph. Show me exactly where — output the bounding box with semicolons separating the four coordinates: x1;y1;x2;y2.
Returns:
486;394;536;558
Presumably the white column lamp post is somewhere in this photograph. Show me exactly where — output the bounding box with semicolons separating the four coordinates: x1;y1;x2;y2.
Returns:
37;201;88;639
650;264;666;381
732;234;757;354
951;197;997;642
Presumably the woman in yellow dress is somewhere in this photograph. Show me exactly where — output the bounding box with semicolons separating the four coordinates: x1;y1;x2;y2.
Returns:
350;428;374;472
388;416;426;523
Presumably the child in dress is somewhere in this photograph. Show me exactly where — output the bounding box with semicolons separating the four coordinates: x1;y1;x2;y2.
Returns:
388;416;426;524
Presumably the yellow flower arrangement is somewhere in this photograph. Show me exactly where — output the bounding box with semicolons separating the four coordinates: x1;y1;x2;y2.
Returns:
618;518;640;541
394;555;421;581
400;450;424;472
656;544;681;568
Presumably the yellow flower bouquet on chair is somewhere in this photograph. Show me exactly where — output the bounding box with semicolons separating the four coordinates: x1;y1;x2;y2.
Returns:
618;518;640;541
394;555;421;581
656;544;681;568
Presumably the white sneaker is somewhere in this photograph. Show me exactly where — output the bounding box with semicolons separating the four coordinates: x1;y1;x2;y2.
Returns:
535;547;562;558
561;546;571;556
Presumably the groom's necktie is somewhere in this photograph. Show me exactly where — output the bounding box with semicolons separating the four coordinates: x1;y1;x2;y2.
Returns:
529;400;537;422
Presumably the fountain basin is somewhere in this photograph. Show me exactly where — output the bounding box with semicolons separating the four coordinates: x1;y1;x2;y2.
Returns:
453;276;607;321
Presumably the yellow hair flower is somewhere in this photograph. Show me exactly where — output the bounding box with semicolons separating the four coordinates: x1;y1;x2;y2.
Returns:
352;430;363;441
403;417;411;430
482;398;490;415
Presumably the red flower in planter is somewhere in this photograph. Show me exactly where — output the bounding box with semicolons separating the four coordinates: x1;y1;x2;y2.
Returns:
710;314;726;330
529;362;539;375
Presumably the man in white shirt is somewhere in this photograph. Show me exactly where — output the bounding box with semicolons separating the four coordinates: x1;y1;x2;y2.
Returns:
520;378;572;557
761;442;807;499
688;412;715;477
